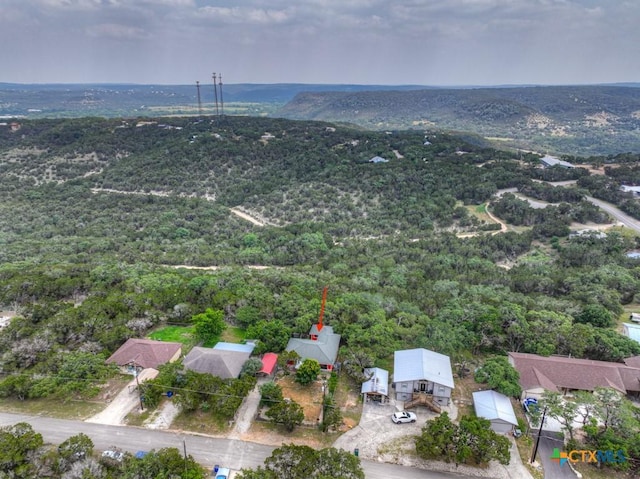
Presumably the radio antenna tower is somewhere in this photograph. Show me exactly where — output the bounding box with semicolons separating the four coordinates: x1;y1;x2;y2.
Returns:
212;72;220;117
195;81;202;117
218;73;224;116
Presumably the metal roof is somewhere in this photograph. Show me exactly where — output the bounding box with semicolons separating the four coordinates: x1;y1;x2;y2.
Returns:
473;390;518;426
213;341;256;354
361;367;389;396
393;348;454;389
286;325;340;366
623;323;640;343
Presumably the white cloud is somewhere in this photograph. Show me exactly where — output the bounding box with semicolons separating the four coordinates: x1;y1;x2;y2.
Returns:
86;23;149;40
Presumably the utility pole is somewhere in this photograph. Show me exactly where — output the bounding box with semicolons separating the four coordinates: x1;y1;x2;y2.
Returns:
212;73;219;117
218;73;224;116
134;367;144;411
196;81;202;117
183;439;188;475
531;406;548;464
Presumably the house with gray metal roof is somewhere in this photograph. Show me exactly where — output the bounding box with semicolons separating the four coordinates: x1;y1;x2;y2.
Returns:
182;347;250;379
393;348;454;407
473;390;518;434
540;155;575;169
285;324;340;371
361;367;389;402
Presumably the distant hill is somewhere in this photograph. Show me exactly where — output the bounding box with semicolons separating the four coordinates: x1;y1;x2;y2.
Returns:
3;83;640;155
0;83;431;118
276;85;640;156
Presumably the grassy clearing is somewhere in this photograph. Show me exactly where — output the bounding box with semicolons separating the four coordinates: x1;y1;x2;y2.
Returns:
170;410;229;435
149;325;196;347
221;326;246;343
0;397;105;420
249;420;337;448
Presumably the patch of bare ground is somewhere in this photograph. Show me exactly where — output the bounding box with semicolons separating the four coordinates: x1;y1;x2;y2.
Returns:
275;374;323;424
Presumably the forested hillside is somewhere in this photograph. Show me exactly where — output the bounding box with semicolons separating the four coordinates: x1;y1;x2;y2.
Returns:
277;85;640;156
1;115;639;361
1;117;640;471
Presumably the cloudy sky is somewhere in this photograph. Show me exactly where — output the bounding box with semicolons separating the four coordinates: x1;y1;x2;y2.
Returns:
1;0;637;86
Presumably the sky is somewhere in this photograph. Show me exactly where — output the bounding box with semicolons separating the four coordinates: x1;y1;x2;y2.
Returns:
1;0;638;86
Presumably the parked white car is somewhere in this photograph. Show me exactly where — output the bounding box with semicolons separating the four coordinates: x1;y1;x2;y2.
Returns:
391;411;417;424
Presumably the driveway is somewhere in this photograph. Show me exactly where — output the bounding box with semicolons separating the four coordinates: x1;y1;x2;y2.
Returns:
86;369;158;425
533;431;576;479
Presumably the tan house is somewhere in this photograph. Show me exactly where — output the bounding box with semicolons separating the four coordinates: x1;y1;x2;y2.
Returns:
508;352;640;400
106;338;182;373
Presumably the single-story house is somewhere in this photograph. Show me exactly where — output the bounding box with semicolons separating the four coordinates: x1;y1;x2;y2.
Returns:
473;390;518;434
285;324;341;371
393;348;454;406
508;352;640;400
258;352;278;377
540;155;575;169
621;185;640;197
106;338;182;373
361;367;389;402
623;323;640;345
183;346;251;379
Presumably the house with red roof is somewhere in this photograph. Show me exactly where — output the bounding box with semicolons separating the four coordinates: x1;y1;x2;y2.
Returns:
106;338;182;373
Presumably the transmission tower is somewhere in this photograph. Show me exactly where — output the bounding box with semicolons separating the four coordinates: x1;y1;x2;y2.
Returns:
195;81;202;117
212;72;219;117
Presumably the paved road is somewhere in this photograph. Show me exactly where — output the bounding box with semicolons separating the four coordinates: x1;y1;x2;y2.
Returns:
585;196;640;233
0;412;473;479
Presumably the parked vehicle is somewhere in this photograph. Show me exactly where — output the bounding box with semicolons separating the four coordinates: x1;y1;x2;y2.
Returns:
101;450;124;462
212;466;231;479
391;411;417;424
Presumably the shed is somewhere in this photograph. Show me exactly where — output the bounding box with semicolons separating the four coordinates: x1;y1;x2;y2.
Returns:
623;323;640;344
258;352;278;376
361;367;389;402
472;390;518;434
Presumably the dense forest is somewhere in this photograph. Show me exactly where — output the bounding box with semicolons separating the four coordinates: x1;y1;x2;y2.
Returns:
1;116;640;473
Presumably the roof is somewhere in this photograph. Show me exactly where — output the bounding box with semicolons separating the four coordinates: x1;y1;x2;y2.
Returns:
508;352;640;394
625;355;640;368
183;347;250;379
213;341;256;354
361;367;389;396
369;156;389;163
540;155;575;168
623;323;640;343
393;348;455;389
473;390;518;426
286;325;341;366
106;338;182;369
259;353;278;375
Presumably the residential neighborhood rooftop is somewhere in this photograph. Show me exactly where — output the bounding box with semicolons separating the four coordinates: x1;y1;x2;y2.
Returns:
106;338;182;370
393;348;455;389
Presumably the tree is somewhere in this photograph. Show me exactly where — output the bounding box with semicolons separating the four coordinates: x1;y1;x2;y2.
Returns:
120;447;206;479
266;399;305;432
341;350;374;384
575;304;613;328
241;357;264;377
260;381;283;407
541;391;579;441
457;415;510;466
415;412;457;463
295;359;320;385
56;433;94;472
474;356;522;398
245;320;292;354
237;444;364;479
0;422;44;478
415;413;510;466
191;308;226;344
